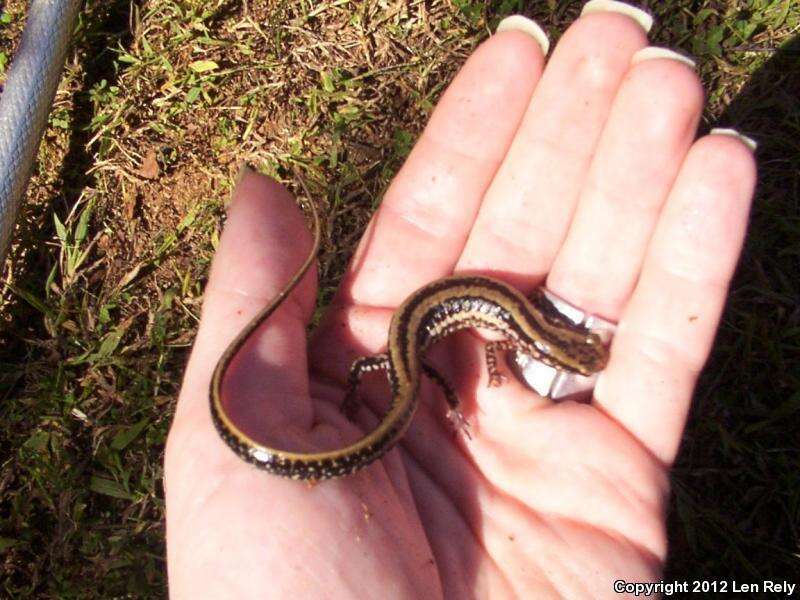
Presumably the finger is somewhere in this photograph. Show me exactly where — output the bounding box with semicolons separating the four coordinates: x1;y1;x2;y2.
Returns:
457;11;649;286
342;28;546;307
547;51;704;318
594;134;756;464
173;169;317;434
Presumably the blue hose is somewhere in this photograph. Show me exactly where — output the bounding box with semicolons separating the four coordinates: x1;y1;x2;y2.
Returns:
0;0;82;263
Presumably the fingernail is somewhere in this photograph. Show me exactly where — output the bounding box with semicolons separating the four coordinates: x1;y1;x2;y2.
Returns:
710;128;758;152
496;15;550;56
581;0;653;33
631;46;696;69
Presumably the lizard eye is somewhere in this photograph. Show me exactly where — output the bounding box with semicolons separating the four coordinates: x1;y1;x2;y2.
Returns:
534;340;550;354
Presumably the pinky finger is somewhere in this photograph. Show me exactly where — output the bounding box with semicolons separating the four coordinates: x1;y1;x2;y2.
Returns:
594;133;756;464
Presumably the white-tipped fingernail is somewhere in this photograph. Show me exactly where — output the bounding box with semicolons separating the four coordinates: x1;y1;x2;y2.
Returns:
710;128;758;152
496;15;550;56
581;0;653;33
631;46;696;69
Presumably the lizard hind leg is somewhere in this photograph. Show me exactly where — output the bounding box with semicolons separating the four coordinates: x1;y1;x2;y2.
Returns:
341;353;390;421
421;361;470;439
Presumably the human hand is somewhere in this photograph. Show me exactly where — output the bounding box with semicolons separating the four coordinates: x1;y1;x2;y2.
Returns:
165;8;756;598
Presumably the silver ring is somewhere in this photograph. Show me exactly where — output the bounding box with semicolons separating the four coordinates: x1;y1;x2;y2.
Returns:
509;288;616;402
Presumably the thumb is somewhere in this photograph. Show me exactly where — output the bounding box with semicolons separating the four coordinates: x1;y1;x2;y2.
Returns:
170;167;318;451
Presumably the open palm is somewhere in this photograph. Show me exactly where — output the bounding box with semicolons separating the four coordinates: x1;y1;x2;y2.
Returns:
165;11;755;599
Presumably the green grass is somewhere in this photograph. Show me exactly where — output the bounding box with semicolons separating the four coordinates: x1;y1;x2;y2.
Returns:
1;0;798;595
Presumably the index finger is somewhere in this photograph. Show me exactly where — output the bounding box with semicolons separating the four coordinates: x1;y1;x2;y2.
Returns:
340;27;547;308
